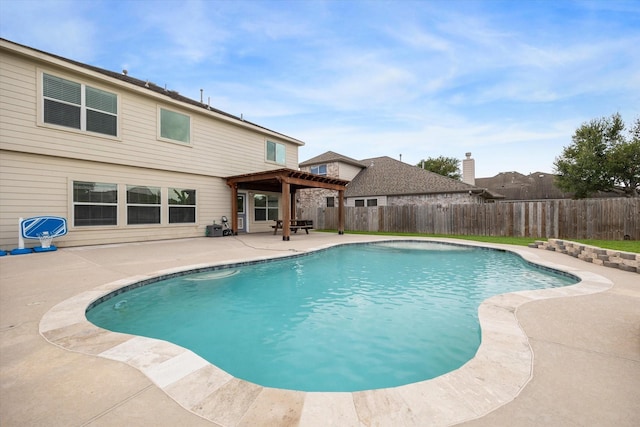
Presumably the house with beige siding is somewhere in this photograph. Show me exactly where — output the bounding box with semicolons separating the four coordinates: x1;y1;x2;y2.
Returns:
0;38;319;249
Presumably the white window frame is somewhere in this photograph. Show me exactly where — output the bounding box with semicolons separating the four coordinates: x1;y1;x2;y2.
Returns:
40;71;120;138
158;107;192;144
168;188;197;224
254;194;279;221
72;181;119;227
126;185;161;225
266;140;286;165
311;164;327;176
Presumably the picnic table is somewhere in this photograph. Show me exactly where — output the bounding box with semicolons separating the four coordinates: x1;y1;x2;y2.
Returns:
272;219;314;235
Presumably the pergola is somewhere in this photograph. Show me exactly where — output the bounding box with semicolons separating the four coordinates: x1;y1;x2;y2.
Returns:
226;168;349;240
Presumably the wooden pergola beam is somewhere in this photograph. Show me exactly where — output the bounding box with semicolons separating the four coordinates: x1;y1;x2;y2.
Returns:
282;176;347;191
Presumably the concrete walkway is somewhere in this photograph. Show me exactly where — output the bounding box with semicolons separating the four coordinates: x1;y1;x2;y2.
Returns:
1;233;638;426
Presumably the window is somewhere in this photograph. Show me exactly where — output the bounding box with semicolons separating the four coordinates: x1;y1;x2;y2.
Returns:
326;196;335;207
311;164;327;176
73;181;118;226
254;194;279;221
237;194;245;230
367;199;378;207
355;199;365;207
160;108;190;143
237;195;245;214
266;140;285;164
43;73;118;136
169;188;196;223
127;185;160;225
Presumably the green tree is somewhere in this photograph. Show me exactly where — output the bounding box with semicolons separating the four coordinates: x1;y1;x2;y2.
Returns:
608;118;640;197
417;156;461;180
554;113;639;198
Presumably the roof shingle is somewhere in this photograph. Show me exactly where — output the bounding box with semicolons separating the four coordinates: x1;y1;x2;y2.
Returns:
299;151;366;168
345;156;479;197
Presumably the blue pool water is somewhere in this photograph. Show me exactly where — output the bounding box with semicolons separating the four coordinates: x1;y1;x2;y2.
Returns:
87;241;578;392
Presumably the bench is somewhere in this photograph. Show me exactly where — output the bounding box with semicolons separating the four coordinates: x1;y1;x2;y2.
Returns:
272;219;314;235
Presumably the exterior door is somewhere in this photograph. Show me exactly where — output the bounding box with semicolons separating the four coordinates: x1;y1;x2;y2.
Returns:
236;193;247;232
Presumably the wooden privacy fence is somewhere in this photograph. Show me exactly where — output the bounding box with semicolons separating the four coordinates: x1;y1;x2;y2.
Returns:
298;198;640;240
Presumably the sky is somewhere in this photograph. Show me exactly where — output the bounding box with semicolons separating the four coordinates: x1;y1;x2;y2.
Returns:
1;0;639;177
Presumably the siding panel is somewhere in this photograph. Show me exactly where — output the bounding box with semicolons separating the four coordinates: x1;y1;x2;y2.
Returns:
0;151;232;248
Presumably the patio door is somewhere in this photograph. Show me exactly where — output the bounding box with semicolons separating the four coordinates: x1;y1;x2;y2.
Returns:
236;193;247;232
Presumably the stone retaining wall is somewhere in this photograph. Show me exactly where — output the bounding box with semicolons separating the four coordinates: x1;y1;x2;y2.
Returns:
529;239;639;274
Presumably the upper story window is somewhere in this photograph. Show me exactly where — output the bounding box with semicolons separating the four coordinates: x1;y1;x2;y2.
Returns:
159;108;191;143
43;73;118;137
266;140;285;164
311;164;327;176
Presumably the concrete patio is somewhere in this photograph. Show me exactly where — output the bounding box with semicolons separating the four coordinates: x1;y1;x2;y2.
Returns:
1;233;638;426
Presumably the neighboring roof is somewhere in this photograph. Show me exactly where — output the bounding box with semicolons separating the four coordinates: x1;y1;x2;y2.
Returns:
0;38;303;146
299;151;367;168
475;171;626;200
476;171;572;200
345;156;502;198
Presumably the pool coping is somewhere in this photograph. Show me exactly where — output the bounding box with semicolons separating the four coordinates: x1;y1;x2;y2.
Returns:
38;239;613;426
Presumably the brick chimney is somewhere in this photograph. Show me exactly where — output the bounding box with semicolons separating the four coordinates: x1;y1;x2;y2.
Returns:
462;152;475;185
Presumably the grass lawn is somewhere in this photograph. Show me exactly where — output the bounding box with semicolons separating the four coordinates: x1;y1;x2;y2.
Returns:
320;230;640;253
570;239;640;253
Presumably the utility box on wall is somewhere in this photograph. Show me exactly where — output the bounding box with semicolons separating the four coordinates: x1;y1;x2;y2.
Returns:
205;224;223;237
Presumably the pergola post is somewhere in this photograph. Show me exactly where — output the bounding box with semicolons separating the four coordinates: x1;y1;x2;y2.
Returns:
338;189;345;235
291;190;297;220
228;183;238;235
282;179;291;241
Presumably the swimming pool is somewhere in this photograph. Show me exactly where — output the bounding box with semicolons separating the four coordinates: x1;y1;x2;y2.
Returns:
86;241;578;392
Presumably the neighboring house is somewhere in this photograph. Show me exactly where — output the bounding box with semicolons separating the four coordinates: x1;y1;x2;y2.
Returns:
475;172;571;200
475;171;624;200
298;151;366;208
0;38;327;248
298;152;502;214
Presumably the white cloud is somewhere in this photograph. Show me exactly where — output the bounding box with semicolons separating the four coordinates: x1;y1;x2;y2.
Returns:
383;23;453;53
1;0;98;61
134;0;231;64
